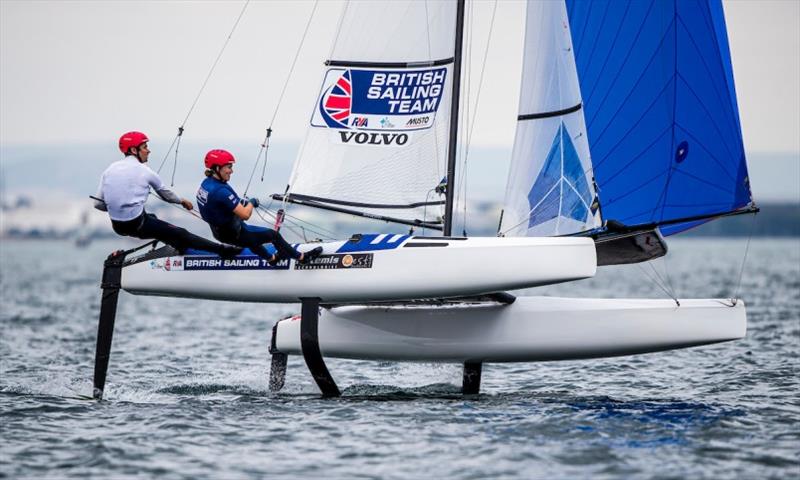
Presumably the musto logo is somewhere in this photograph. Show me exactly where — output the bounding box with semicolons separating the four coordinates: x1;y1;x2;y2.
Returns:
312;66;447;139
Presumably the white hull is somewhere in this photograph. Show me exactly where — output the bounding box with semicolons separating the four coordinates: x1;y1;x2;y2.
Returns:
274;297;747;362
121;236;596;303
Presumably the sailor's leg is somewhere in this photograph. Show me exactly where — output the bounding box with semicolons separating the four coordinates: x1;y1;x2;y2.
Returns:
462;362;482;395
93;250;126;399
235;225;277;260
242;224;302;260
300;298;340;397
137;213;232;255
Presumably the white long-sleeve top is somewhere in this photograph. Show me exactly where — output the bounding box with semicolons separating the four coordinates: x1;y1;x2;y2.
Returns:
94;155;181;221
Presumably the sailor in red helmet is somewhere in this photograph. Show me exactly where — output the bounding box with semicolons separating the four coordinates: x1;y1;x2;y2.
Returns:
94;131;241;257
197;149;322;264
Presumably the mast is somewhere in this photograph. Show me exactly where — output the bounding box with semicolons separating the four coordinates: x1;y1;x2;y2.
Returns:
443;0;466;237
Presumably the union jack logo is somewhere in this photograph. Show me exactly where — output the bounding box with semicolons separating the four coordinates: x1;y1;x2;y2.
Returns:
320;70;351;127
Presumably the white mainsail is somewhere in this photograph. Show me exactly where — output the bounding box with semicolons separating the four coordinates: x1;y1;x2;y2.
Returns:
500;0;600;237
285;1;457;227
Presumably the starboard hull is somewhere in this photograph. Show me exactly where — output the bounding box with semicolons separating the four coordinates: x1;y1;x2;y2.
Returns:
120;235;597;303
273;297;746;362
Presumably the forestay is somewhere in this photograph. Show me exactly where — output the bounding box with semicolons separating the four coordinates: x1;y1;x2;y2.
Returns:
566;0;753;235
500;0;601;237
285;1;457;226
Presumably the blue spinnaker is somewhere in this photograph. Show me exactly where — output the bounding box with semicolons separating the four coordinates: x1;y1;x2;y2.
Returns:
566;0;752;235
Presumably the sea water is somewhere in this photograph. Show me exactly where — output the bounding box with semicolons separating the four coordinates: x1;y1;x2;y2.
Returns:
1;238;798;479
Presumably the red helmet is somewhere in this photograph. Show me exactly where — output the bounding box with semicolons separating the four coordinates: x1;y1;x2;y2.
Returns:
118;131;149;154
204;149;236;169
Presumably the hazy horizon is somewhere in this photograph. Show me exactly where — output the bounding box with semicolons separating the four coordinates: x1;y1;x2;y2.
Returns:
0;142;797;205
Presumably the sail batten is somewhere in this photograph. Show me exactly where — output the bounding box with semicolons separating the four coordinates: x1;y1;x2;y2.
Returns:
518;103;583;121
326;57;455;68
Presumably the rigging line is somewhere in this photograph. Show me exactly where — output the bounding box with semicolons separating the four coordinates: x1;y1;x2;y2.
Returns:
636;262;678;303
156;0;251;174
260;204;339;240
655;254;679;301
147;192;203;221
253;207;309;242
644;256;674;299
728;211;756;306
283;0;348;216
266;0;318;130
423;0;444;185
168;129;184;186
498;191;562;237
457;1;473;233
280;213;338;240
244;0;319;197
421;187;440;237
461;0;498;235
157;131;181;174
327;0;350;62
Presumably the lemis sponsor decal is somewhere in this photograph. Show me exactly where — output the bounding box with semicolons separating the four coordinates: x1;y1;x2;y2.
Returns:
294;253;373;270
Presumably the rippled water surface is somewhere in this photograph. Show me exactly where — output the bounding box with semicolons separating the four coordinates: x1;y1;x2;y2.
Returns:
1;238;798;479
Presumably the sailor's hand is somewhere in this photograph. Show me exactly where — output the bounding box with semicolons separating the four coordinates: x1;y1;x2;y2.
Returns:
181;199;194;210
248;197;260;209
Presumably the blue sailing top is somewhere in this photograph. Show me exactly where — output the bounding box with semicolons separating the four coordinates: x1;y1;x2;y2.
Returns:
566;0;752;235
197;177;241;228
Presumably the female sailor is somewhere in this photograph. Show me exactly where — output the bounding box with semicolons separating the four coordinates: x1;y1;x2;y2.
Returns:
196;149;322;265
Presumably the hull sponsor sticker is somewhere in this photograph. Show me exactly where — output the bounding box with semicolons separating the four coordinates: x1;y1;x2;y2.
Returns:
294;253;373;270
311;67;448;136
149;255;290;271
149;257;184;271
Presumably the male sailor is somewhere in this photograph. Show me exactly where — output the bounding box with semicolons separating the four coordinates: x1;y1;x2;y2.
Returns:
94;131;241;257
196;149;322;264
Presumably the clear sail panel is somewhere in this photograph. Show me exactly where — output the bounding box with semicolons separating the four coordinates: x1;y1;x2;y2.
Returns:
500;0;600;237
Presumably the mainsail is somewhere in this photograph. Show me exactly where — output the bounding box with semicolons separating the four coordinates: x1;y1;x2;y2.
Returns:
283;1;457;229
566;0;754;235
500;0;601;237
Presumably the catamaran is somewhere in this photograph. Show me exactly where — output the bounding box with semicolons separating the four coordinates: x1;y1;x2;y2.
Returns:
92;0;757;398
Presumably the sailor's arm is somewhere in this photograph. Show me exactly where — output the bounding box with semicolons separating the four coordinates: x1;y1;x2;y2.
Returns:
93;179;108;212
155;187;193;210
233;201;253;220
148;169;193;210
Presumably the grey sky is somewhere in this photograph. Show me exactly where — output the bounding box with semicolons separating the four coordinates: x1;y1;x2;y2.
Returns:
1;0;798;153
